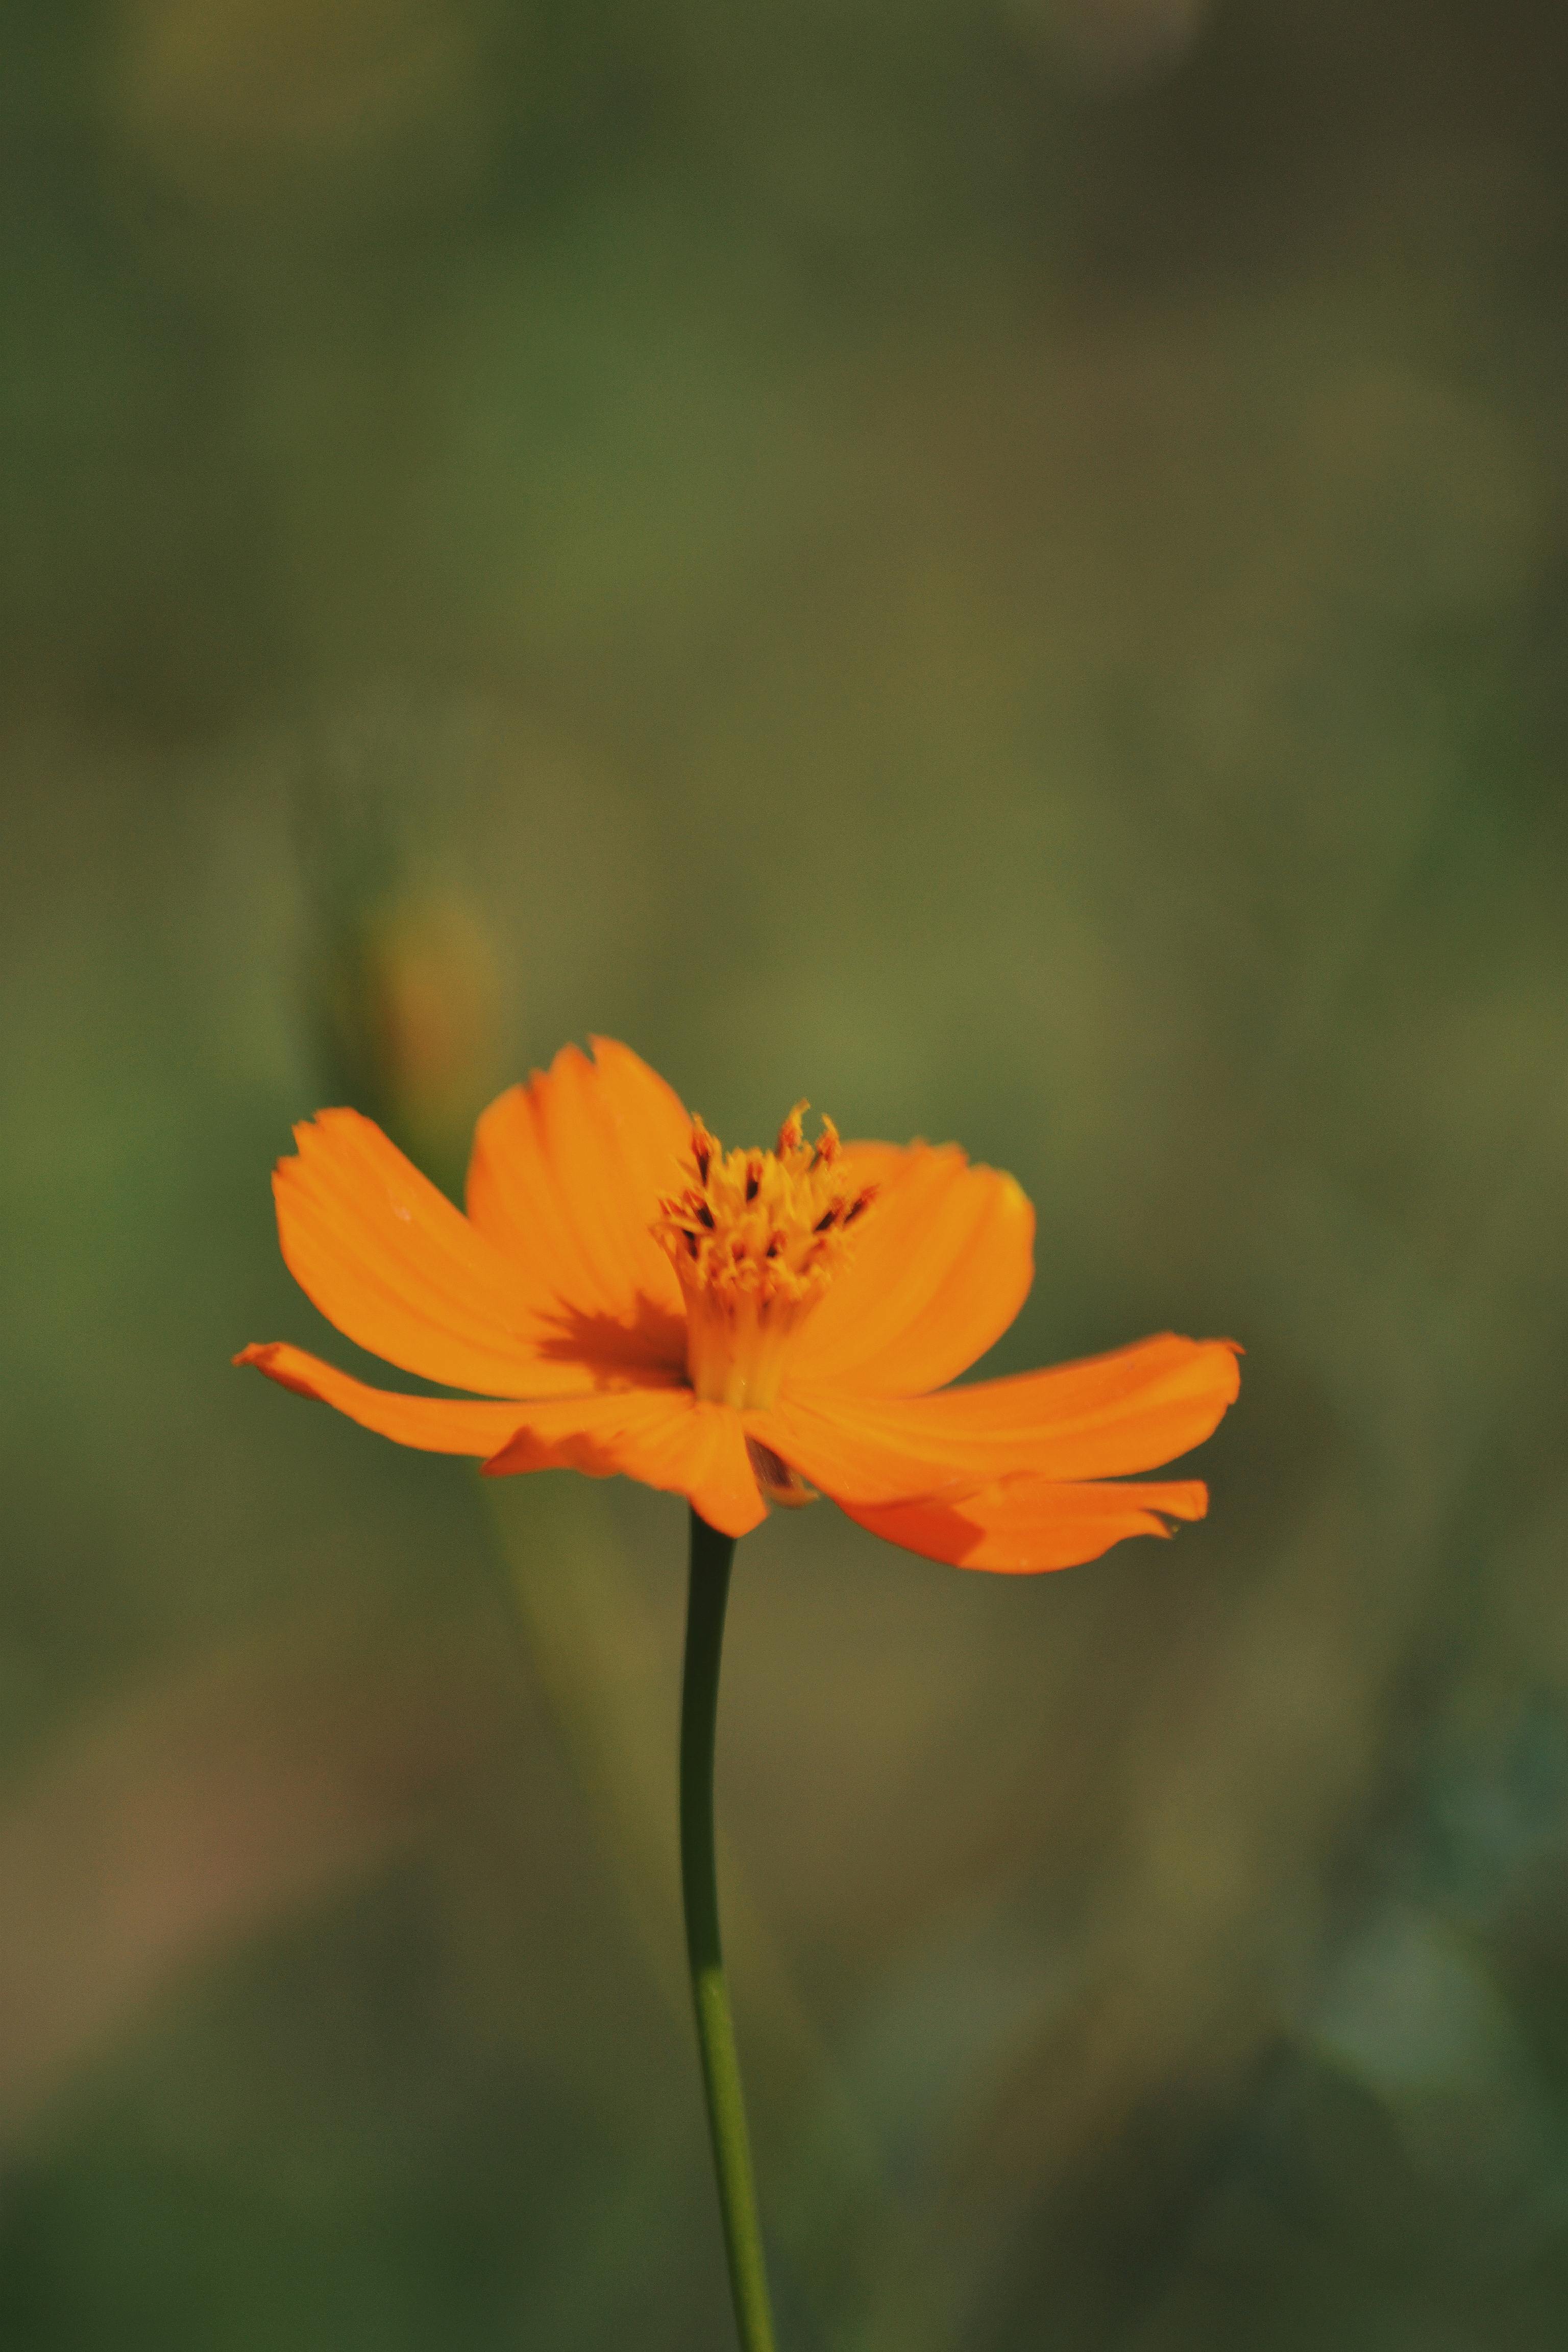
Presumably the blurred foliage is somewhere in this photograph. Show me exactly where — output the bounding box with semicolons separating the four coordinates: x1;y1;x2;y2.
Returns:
4;0;1568;2344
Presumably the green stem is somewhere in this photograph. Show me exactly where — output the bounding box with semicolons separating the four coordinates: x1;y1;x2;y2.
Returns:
680;1508;779;2352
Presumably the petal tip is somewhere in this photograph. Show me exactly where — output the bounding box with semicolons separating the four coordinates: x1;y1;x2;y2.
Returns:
233;1340;318;1402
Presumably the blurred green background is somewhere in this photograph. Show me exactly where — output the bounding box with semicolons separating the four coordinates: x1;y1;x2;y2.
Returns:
5;0;1568;2344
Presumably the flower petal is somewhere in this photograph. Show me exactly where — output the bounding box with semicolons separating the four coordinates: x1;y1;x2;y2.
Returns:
237;1342;762;1535
465;1039;690;1337
482;1391;767;1539
236;1341;530;1454
757;1334;1241;1503
272;1108;648;1398
841;1475;1208;1574
784;1143;1034;1395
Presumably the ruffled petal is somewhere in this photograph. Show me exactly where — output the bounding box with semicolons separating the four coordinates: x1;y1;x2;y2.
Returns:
238;1342;762;1535
784;1143;1034;1395
482;1391;767;1539
465;1039;690;1343
236;1341;531;1454
273;1108;650;1398
841;1474;1208;1574
756;1334;1241;1503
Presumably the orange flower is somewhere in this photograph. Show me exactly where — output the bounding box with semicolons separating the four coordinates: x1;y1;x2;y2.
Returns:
237;1039;1239;1569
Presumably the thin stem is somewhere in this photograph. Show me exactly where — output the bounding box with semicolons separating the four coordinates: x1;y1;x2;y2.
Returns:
680;1508;778;2352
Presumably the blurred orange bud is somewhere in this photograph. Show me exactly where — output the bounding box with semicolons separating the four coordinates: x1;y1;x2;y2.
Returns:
360;892;505;1140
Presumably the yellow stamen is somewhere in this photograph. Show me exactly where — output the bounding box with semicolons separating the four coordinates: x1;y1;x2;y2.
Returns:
652;1105;876;1410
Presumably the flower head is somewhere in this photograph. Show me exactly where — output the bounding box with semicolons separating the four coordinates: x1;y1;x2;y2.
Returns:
237;1038;1239;1568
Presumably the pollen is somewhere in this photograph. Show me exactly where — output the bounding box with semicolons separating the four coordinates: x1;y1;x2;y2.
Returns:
653;1104;877;1409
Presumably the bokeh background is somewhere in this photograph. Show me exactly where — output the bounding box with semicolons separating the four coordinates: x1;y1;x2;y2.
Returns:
6;0;1568;2344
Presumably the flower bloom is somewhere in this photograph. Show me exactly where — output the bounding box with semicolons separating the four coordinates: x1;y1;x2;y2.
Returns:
237;1039;1239;1570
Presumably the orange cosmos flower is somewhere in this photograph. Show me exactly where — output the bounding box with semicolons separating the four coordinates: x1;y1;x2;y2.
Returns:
237;1038;1239;1568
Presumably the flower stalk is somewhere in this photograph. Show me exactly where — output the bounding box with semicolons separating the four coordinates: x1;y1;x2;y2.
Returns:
680;1509;778;2352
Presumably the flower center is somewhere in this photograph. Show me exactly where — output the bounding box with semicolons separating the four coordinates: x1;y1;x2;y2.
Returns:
653;1102;877;1410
